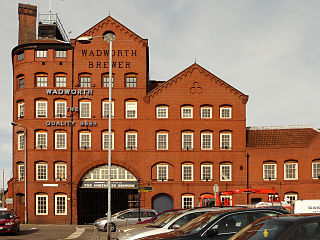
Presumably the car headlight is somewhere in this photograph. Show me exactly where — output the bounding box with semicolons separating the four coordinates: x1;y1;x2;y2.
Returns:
5;222;14;226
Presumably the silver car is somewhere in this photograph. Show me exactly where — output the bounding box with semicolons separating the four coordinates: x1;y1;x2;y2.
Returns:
94;208;157;232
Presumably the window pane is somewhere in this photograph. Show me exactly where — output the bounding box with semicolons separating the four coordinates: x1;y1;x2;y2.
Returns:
201;165;212;181
126;102;137;118
182;165;193;181
182;133;193;150
126;76;137;87
126;133;137;149
157;133;168;150
80;76;91;87
56;50;67;58
201;133;212;150
55;76;67;87
263;164;277;180
55;195;67;215
80;133;91;149
80;102;91;118
55;102;66;118
182;196;194;209
201;107;212;118
36;132;47;149
157;165;168;181
55;164;67;180
37;164;47;180
103;76;114;87
220;165;231;181
19;78;24;89
312;162;320;179
36;76;48;87
36;50;47;58
36;195;48;215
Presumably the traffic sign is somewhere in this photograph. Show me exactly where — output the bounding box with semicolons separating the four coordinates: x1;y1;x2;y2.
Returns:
138;186;152;192
213;184;219;194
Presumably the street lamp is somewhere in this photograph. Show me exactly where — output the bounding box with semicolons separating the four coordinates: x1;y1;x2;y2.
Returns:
78;32;115;240
11;121;27;224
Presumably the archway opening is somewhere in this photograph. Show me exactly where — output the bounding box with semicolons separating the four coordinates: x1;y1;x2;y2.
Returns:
152;194;173;213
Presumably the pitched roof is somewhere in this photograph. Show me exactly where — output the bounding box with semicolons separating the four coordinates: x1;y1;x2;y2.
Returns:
246;126;320;148
144;63;248;103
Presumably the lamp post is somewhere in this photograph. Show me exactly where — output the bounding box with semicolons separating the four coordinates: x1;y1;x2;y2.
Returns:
11;122;27;223
246;153;250;204
78;32;115;240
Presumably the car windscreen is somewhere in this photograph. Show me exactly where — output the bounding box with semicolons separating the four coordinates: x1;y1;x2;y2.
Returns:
151;211;185;228
175;212;219;235
231;220;293;240
0;211;13;219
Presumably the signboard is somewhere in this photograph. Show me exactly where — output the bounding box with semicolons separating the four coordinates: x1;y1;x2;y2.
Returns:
79;180;137;189
294;200;320;214
138;186;152;192
213;184;219;194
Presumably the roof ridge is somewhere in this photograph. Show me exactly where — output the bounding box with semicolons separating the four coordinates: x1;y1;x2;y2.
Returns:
247;125;315;131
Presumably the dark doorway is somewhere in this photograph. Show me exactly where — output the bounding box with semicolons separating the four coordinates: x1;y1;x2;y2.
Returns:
16;193;25;223
77;188;138;225
152;194;173;213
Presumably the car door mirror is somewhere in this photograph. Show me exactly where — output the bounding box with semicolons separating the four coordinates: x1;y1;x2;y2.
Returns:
206;229;218;236
171;224;181;229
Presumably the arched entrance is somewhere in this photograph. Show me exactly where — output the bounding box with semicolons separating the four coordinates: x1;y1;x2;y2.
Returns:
152;194;173;213
77;165;138;224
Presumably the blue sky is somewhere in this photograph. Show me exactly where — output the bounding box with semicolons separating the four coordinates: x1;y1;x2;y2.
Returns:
1;0;320;188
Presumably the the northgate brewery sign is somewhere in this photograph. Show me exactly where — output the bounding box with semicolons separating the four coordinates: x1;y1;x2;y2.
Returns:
79;180;137;189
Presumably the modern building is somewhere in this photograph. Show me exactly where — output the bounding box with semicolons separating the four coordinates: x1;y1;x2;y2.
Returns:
8;3;320;224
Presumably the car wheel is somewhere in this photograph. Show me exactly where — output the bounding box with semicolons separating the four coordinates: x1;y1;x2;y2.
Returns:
104;222;116;232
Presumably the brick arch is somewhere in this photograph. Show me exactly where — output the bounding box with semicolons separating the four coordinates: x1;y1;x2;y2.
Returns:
74;158;141;186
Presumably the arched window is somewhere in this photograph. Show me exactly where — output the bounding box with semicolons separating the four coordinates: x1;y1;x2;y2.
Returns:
201;131;213;150
182;163;193;181
35;73;48;87
102;99;114;118
181;194;194;209
220;130;232;150
156;164;168;181
220;162;232;181
201;163;213;181
125;73;137;87
125;100;137;119
156;105;168;119
55;73;67;87
284;160;298;180
181;105;193;119
79;99;91;118
55;162;67;181
102;73;114;87
55;99;67;118
17;101;24;119
181;131;193;150
79;73;91;87
79;131;91;150
220;105;232;119
35;130;47;149
126;130;137;150
312;159;320;179
156;131;168;150
36;193;48;215
17;75;24;89
35;161;48;180
35;99;47;118
102;131;114;150
55;194;67;215
263;161;277;180
200;105;212;119
55;130;67;149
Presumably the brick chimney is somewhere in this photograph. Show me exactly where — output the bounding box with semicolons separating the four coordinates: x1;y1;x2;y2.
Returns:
18;3;37;45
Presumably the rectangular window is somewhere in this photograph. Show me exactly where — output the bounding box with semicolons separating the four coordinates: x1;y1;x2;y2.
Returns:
284;194;297;204
220;107;232;119
201;107;212;119
220;165;232;181
55;76;67;87
263;164;277;180
125;76;137;87
201;132;212;150
157;133;168;150
80;102;91;118
220;196;232;206
157;165;168;181
19;77;24;89
182;165;193;181
156;106;168;119
182;132;193;150
17;52;24;61
126;132;137;150
36;132;47;149
201;165;213;181
55;50;67;58
55;164;67;181
36;195;48;215
55;132;67;149
182;196;194;209
312;162;320;179
220;133;232;150
126;102;137;119
36;101;47;118
103;76;114;87
103;132;114;150
181;106;193;119
102;101;114;118
36;76;48;87
55;101;67;118
80;132;91;149
79;76;91;87
36;163;48;180
18;102;24;118
18;164;24;181
18;133;25;150
55;195;67;215
36;50;47;58
284;163;298;180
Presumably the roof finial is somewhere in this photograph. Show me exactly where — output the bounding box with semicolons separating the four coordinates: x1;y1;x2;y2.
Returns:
108;10;111;16
194;58;197;63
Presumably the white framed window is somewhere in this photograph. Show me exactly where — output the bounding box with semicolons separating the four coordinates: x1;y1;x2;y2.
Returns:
157;165;168;181
102;101;114;118
156;106;168;119
181;106;193;119
182;165;193;181
36;75;48;87
79;76;91;87
220;195;233;206
182;195;194;209
125;75;137;87
102;132;114;150
55;132;67;149
220;132;232;150
55;195;67;215
36;132;47;149
201;132;212;150
18;133;25;150
126;101;137;119
55;101;67;118
220;106;232;119
284;162;298;180
18;164;24;181
36;50;47;58
80;101;91;118
79;132;91;149
36;101;47;118
55;75;67;87
18;102;24;118
55;50;67;58
157;132;168;150
55;163;67;181
36;194;48;215
284;193;297;204
312;162;320;179
220;164;232;181
36;163;48;180
263;163;277;180
182;132;193;150
201;164;213;181
201;106;212;119
126;132;137;150
102;76;114;87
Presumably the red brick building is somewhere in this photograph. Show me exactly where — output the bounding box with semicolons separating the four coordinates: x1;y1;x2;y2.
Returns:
8;4;320;224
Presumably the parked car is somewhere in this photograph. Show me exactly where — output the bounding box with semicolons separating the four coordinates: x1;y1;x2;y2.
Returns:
137;209;182;224
94;208;157;232
138;207;288;240
229;214;320;240
0;208;20;235
116;207;227;240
